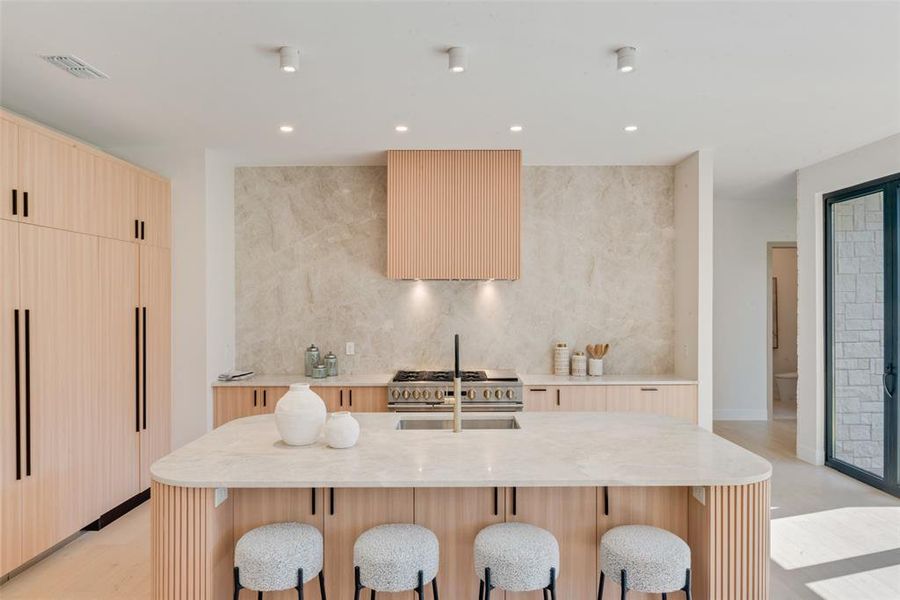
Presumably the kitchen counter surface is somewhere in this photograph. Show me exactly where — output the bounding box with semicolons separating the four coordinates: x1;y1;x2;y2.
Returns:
519;374;697;386
151;412;770;489
213;373;697;387
212;373;395;387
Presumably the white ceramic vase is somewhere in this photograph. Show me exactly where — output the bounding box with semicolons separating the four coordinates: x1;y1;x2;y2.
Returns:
274;383;326;446
323;411;360;449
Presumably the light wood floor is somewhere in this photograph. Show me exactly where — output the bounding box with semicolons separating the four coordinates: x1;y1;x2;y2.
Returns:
2;421;898;599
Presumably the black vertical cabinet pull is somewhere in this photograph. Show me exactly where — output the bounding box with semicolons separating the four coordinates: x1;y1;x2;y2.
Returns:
24;309;31;476
140;221;145;240
603;486;609;516
142;307;147;430
556;389;560;407
22;191;28;218
263;389;267;407
329;487;335;515
349;389;353;408
135;307;140;432
134;220;139;239
253;389;257;407
11;189;17;216
511;487;517;516
339;389;343;407
13;310;21;480
493;487;499;516
311;488;316;515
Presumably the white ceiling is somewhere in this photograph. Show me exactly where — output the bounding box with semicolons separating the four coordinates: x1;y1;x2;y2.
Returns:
1;1;898;202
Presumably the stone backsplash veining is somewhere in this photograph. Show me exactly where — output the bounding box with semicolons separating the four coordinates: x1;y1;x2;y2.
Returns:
235;165;675;375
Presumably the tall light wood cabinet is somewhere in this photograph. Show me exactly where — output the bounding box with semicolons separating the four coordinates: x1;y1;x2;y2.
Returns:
0;108;172;577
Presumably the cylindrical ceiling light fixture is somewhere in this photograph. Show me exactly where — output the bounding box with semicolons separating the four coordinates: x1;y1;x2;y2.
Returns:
448;46;467;73
616;46;637;73
279;46;300;73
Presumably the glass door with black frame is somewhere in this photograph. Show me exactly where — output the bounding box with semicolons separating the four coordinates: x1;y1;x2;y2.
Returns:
826;174;900;497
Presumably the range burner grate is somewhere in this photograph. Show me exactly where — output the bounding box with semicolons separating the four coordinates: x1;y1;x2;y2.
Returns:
392;370;488;383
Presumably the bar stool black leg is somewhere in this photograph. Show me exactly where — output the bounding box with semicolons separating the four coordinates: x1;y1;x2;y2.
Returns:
318;571;327;600
354;566;362;600
682;568;692;600
258;591;263;600
296;568;304;599
484;568;492;600
370;589;376;600
598;570;605;600
479;579;484;600
662;594;667;600
234;567;243;600
432;575;439;600
416;570;424;599
548;567;557;600
620;570;627;600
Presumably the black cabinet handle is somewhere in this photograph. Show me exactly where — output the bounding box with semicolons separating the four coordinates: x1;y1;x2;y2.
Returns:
11;189;16;216
142;307;147;430
263;389;267;407
24;309;31;476
135;307;140;432
140;221;145;240
493;487;499;516
339;389;343;407
640;387;658;392
311;488;316;515
603;486;609;516
556;389;560;406
134;219;139;239
329;487;335;515
529;388;547;392
512;487;517;516
349;389;353;408
13;310;21;480
22;191;28;218
253;389;257;407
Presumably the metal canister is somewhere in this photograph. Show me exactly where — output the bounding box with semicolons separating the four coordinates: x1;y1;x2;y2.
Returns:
311;363;328;379
324;351;338;377
304;344;320;377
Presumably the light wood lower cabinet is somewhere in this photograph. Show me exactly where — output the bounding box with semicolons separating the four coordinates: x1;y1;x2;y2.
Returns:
346;386;388;412
215;386;388;427
524;386;607;411
415;487;506;599
523;387;557;411
311;386;344;412
525;384;697;423
324;488;415;600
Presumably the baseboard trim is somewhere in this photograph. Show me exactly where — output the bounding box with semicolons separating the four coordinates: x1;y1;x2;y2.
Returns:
713;409;769;421
82;488;151;532
797;444;825;466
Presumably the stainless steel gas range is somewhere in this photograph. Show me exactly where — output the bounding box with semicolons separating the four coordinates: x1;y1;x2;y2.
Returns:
388;370;523;412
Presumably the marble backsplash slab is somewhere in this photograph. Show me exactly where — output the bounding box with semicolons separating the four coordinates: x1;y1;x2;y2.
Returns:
235;165;675;375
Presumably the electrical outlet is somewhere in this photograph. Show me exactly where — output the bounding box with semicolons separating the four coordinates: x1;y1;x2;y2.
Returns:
691;486;706;505
346;342;355;355
214;487;228;508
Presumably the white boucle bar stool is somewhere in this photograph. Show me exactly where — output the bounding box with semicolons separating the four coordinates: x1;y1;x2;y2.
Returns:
353;524;440;599
598;525;691;600
474;522;560;600
233;522;325;599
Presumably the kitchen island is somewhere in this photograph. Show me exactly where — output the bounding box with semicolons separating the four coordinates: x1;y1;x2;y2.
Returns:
151;412;771;600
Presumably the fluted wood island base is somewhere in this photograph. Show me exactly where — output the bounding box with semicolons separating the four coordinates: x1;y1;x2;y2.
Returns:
150;413;771;599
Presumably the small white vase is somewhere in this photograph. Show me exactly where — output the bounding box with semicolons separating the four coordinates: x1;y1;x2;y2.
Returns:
275;383;326;446
588;358;604;377
323;411;360;449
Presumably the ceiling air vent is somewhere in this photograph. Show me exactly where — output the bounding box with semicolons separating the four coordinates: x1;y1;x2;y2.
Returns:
40;55;109;79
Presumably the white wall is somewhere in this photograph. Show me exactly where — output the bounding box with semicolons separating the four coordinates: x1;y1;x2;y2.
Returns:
714;190;797;420
796;133;900;465
673;150;715;430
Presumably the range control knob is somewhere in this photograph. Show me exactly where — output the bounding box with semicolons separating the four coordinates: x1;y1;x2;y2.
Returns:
435;390;444;400
495;389;503;399
506;389;516;399
402;389;411;400
391;389;400;400
483;389;491;399
466;389;476;400
413;389;421;400
423;389;431;400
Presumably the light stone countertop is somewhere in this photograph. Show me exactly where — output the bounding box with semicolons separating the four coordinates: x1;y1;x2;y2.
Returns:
519;374;697;386
151;412;771;489
212;373;697;388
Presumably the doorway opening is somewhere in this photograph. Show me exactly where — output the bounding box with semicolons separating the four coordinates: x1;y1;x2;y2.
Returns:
767;243;798;421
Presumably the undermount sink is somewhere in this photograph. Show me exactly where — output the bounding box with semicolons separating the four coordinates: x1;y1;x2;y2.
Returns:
397;417;520;430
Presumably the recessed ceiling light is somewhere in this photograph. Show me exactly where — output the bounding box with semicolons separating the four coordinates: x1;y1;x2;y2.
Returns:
395;125;409;132
509;125;523;132
279;125;294;133
279;46;299;73
616;46;637;73
448;47;467;73
624;125;638;132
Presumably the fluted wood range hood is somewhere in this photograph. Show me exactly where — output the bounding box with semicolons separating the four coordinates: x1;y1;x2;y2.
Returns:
386;149;521;280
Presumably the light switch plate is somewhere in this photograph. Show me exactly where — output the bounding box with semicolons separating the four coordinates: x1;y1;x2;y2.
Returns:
691;486;706;505
214;487;228;507
346;342;355;355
